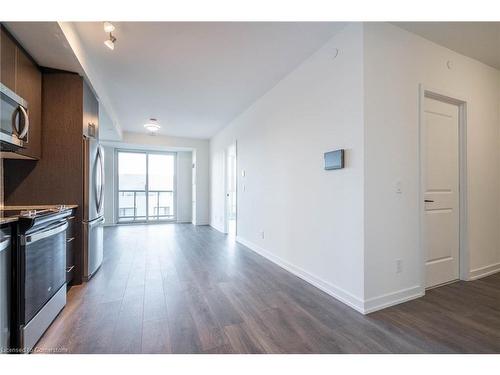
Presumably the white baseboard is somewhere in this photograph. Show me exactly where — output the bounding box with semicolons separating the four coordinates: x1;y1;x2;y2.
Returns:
468;262;500;280
235;236;365;314
363;285;424;314
210;223;226;234
235;235;428;314
194;222;210;226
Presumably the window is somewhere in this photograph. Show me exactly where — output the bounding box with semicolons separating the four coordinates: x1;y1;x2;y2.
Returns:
117;150;176;222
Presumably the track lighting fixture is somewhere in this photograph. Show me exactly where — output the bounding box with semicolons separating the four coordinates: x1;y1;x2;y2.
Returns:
104;34;116;50
103;22;117;50
103;21;115;33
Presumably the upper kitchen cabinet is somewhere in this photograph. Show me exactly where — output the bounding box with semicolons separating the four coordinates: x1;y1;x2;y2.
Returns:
15;47;42;159
0;24;42;160
0;26;16;91
83;79;99;139
4;71;101;285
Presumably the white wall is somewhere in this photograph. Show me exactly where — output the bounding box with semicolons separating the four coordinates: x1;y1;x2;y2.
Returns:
99;104;122;141
210;22;500;314
363;23;500;309
210;23;366;310
177;151;193;223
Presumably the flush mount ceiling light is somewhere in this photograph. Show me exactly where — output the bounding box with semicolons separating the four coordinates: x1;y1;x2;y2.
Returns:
144;118;161;135
103;22;117;50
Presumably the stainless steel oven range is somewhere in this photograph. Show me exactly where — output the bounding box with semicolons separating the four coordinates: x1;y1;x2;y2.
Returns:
11;208;71;353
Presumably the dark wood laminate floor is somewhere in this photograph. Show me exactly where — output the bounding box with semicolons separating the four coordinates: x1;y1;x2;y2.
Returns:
35;224;500;354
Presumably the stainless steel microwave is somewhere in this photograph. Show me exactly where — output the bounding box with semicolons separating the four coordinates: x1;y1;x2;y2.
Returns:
0;82;30;151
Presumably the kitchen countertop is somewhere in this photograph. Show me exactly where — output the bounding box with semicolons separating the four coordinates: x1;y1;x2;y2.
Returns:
2;204;78;210
0;204;78;225
0;216;20;225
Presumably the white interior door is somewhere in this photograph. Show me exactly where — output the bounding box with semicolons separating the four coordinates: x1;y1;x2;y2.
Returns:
423;96;460;288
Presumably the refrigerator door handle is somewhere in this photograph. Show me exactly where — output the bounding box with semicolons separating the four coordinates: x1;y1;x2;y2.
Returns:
95;146;104;214
100;146;105;213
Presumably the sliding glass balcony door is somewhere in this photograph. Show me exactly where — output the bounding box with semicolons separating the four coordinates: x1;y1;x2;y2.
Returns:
117;150;176;223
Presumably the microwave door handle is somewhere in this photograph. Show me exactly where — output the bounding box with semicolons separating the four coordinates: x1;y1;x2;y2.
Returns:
17;105;30;140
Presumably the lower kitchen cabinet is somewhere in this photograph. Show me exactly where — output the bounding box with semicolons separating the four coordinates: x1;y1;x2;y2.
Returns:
66;212;77;286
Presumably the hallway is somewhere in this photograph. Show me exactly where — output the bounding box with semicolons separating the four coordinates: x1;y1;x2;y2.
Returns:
35;224;500;354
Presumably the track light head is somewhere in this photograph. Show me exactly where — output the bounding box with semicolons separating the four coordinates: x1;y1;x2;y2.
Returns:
103;21;115;33
104;34;117;50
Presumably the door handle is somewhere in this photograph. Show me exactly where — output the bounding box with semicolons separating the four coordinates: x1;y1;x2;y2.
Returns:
12;105;30;140
23;221;68;245
18;105;30;140
424;199;434;203
95;146;104;214
0;236;11;252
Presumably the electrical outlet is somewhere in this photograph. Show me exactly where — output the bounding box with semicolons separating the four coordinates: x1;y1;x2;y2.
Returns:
260;231;265;239
396;259;402;274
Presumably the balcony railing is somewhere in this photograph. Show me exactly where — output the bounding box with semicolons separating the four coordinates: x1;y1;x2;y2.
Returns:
118;190;174;222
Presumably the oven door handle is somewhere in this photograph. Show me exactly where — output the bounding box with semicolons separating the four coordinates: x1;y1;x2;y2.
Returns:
0;235;10;252
23;221;68;245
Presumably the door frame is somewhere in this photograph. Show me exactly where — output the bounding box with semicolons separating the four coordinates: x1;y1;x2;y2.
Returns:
418;84;469;289
223;141;238;235
114;148;178;224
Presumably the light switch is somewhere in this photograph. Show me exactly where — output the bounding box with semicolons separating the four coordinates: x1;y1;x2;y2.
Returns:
241;170;246;177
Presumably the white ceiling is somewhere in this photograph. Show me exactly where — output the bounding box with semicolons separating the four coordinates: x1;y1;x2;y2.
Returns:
6;22;500;141
68;22;346;139
394;22;500;70
3;22;83;73
4;22;122;140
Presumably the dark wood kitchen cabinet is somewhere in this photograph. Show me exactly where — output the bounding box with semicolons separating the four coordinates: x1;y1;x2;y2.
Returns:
15;47;42;159
0;26;16;91
83;79;99;139
66;212;77;286
4;71;99;285
0;24;42;160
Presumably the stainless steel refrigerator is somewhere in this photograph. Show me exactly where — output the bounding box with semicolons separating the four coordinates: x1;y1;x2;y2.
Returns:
83;136;105;281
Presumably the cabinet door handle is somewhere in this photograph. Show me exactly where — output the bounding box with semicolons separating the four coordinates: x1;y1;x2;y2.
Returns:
424;199;434;203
